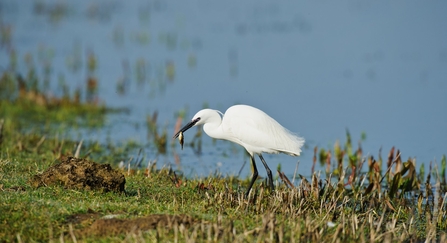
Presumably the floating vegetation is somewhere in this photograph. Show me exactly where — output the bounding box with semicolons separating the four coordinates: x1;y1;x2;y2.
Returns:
33;1;70;24
112;26;125;47
135;58;148;85
0;72;109;129
0;20;13;49
187;53;197;69
64;41;82;73
159;32;178;51
131;30;151;45
165;60;176;81
146;111;167;154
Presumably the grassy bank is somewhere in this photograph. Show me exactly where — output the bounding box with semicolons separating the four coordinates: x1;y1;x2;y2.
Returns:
1;74;446;242
1;125;446;242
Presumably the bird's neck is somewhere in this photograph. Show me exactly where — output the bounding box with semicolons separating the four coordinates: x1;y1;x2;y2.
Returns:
203;122;224;140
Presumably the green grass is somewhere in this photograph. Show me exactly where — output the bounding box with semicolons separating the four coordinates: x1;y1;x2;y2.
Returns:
1;122;446;242
0;76;446;242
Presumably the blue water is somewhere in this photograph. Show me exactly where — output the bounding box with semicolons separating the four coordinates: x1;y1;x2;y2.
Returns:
1;1;446;179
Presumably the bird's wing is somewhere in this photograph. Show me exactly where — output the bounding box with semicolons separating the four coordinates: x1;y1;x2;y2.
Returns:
222;106;303;156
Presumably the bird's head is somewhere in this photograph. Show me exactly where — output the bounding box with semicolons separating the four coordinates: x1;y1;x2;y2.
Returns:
173;109;221;139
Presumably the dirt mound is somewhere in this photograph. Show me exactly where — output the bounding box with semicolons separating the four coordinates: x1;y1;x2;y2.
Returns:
78;214;196;237
29;156;125;192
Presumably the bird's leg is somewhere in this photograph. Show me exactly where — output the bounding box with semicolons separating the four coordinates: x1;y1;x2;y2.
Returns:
246;156;258;197
258;154;274;192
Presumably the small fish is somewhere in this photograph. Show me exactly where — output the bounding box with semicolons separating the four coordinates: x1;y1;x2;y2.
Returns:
178;131;184;150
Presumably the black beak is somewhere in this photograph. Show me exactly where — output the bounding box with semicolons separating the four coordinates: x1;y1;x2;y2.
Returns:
173;118;200;139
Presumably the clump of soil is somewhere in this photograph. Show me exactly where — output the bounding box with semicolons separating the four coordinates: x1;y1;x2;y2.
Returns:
29;156;125;192
78;214;196;237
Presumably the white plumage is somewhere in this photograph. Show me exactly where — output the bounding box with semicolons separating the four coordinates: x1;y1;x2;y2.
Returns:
174;104;304;196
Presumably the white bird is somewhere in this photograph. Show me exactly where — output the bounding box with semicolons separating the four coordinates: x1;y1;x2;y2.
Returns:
173;104;304;197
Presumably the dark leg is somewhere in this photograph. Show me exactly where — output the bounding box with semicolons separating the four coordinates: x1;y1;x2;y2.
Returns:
259;154;274;192
246;155;258;197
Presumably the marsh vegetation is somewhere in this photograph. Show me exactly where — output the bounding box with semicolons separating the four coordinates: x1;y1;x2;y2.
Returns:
1;72;446;242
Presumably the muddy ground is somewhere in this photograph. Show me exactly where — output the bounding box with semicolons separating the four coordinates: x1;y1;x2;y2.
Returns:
68;211;196;237
28;156;196;238
29;156;125;192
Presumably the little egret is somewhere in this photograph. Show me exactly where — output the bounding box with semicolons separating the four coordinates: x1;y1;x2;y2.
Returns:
173;104;304;196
